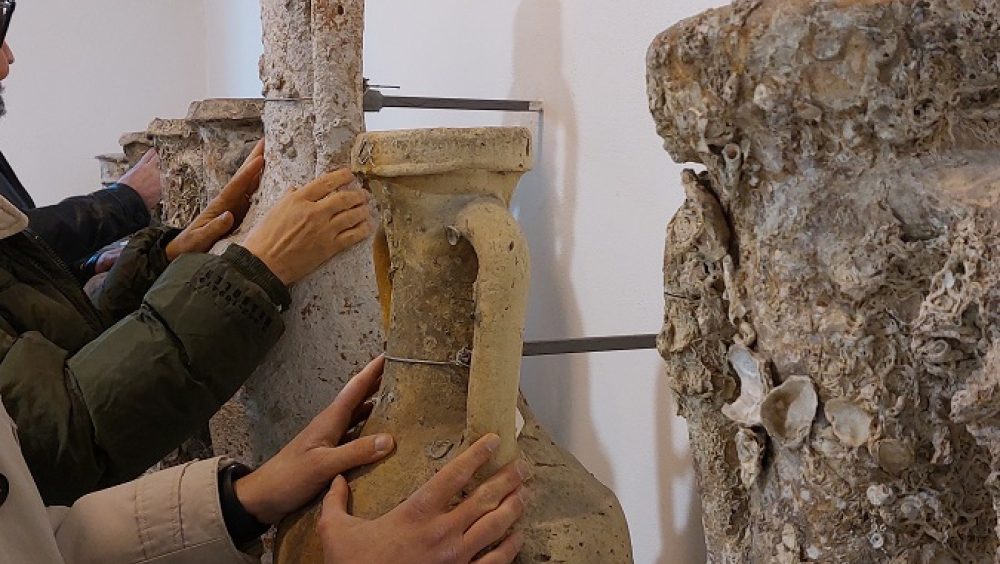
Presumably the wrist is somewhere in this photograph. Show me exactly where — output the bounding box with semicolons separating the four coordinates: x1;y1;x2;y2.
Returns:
241;242;293;286
219;463;272;547
222;244;291;311
232;468;283;526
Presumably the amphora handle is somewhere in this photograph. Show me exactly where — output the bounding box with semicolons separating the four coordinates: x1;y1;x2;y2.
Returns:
450;196;530;475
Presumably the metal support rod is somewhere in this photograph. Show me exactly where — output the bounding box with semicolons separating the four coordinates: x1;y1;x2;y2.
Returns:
521;334;659;357
266;91;543;113
363;89;542;113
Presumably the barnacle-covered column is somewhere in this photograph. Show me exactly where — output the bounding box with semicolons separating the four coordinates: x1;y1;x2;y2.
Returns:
95;153;128;187
650;0;1000;561
186;98;264;202
118;131;154;167
145;118;204;228
209;0;382;468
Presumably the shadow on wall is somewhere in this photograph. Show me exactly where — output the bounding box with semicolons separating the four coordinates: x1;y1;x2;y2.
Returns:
506;0;614;485
658;366;708;563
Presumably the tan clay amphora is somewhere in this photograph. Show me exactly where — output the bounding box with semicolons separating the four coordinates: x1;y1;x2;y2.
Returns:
276;127;633;564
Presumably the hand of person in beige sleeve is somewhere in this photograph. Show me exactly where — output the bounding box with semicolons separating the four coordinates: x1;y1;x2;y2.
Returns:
233;356;394;525
165;139;265;260
318;433;531;564
240;168;372;285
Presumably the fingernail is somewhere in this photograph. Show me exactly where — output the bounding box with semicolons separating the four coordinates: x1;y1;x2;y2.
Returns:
374;434;393;454
484;434;501;453
515;460;532;481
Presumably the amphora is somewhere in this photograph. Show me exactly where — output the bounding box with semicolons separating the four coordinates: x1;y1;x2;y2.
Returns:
276;127;633;564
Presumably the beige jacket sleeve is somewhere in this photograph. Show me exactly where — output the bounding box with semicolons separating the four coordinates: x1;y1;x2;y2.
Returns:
48;457;256;564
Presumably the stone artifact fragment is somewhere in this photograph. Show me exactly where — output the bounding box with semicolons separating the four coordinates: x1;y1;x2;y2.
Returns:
649;0;1000;560
145;118;203;228
118;131;154;167
274;126;634;564
186;98;264;203
114;100;265;232
94;153;128;187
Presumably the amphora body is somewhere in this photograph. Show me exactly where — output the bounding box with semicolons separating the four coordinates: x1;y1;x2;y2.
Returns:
276;127;633;564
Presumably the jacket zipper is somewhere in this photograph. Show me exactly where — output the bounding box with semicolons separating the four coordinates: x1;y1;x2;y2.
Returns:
25;231;105;333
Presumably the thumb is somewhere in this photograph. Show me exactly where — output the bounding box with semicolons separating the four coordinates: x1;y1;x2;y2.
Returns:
322;475;352;520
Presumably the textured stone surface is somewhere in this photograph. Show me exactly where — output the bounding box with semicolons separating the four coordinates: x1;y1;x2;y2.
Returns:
186;98;265;203
94;153;128;187
649;0;1000;561
145;118;203;228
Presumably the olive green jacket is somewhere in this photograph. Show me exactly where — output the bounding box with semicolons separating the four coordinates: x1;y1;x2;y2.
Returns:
0;196;290;506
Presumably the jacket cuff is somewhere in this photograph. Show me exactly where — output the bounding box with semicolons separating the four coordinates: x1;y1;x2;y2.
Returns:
222;244;291;312
52;457;254;564
105;182;152;230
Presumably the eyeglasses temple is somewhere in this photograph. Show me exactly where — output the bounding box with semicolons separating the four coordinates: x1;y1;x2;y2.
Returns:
0;1;15;46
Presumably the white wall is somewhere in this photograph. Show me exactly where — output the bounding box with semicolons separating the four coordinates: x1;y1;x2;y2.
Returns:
207;1;734;563
0;0;208;206
204;0;261;98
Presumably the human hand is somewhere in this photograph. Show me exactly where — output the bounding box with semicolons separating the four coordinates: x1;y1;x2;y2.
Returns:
241;168;372;286
234;356;393;525
318;434;531;564
93;244;124;274
165;140;265;261
118;149;163;208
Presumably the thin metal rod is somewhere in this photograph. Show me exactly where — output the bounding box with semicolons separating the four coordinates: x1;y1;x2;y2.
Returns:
379;95;538;112
363;89;541;113
521;334;659;357
266;93;543;113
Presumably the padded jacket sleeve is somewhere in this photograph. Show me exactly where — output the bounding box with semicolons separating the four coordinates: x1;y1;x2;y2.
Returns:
87;227;178;323
25;183;151;267
0;251;288;505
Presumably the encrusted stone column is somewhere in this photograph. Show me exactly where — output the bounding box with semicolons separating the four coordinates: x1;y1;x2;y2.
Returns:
649;0;1000;561
209;0;382;467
